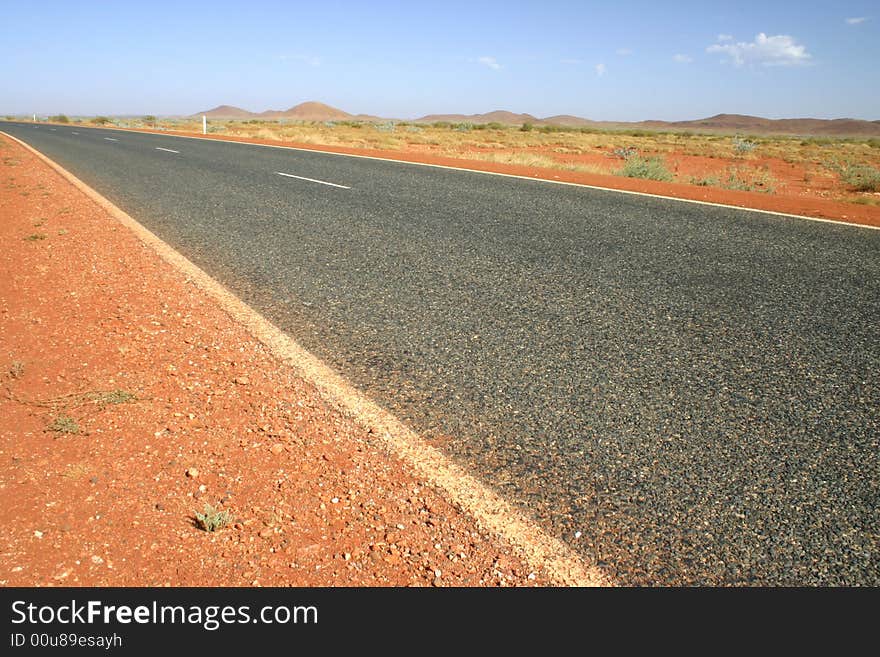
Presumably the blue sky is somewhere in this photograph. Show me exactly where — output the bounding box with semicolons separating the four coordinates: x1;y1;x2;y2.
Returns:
2;1;878;120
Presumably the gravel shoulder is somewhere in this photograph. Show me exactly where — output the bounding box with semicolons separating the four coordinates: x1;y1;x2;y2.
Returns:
0;133;549;587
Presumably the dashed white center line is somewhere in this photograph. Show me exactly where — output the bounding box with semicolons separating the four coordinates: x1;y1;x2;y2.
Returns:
275;171;350;189
50;128;56;131
103;137;118;142
155;147;179;154
71;131;79;135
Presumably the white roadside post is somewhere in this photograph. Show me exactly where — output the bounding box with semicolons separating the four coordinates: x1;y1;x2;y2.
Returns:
203;115;207;135
33;114;36;122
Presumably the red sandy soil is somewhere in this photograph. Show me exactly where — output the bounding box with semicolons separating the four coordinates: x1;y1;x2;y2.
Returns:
0;134;548;587
115;125;880;228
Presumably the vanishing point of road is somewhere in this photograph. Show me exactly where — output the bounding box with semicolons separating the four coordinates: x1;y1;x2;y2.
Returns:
3;121;877;586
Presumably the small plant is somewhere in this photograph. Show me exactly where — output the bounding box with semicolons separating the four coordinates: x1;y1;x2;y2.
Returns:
520;122;533;132
195;504;233;532
49;114;70;124
723;167;777;193
689;175;720;187
48;415;80;435
91;116;111;125
8;361;24;379
24;233;47;241
142;115;156;126
732;136;757;154
840;164;880;192
87;389;137;406
618;155;673;181
612;146;638;160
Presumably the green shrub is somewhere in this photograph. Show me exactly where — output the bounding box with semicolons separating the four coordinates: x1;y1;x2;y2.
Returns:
732;136;757;154
91;116;111;125
617;155;673;181
520;122;533;132
48;415;79;434
840;164;880;192
49;114;70;123
195;504;233;532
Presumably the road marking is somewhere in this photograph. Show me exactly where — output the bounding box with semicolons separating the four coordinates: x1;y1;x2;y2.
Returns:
71;132;79;135
50;128;56;131
275;171;350;189
104;137;118;142
155;147;179;154
2;129;607;587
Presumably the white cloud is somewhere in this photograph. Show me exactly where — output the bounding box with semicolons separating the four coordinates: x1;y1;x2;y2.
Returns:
673;54;693;63
616;48;633;56
707;33;812;67
595;63;607;76
477;56;501;70
846;17;867;24
717;34;734;42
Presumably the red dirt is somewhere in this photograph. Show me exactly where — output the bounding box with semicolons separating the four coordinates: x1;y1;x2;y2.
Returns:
109;125;880;228
0;134;548;587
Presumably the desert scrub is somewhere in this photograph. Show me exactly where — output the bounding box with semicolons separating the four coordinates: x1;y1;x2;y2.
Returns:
47;415;80;435
840;164;880;192
723;167;777;193
732;136;757;154
86;389;137;407
617;155;673;181
612;146;638;160
195;504;233;532
24;233;47;241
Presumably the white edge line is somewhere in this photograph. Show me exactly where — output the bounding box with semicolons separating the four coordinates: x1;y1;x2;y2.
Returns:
275;171;350;189
1;129;608;587
103;137;118;142
155;147;180;154
14;123;878;231
71;132;79;135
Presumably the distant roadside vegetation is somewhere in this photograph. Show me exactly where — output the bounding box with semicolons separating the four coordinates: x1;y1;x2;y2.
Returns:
29;113;880;207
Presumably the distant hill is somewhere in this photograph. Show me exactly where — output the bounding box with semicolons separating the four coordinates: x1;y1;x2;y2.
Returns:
654;113;880;136
260;101;353;121
197;105;255;119
195;101;352;121
418;110;539;125
194;103;880;136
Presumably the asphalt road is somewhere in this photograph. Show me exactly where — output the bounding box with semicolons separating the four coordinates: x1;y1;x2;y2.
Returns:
3;121;878;586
